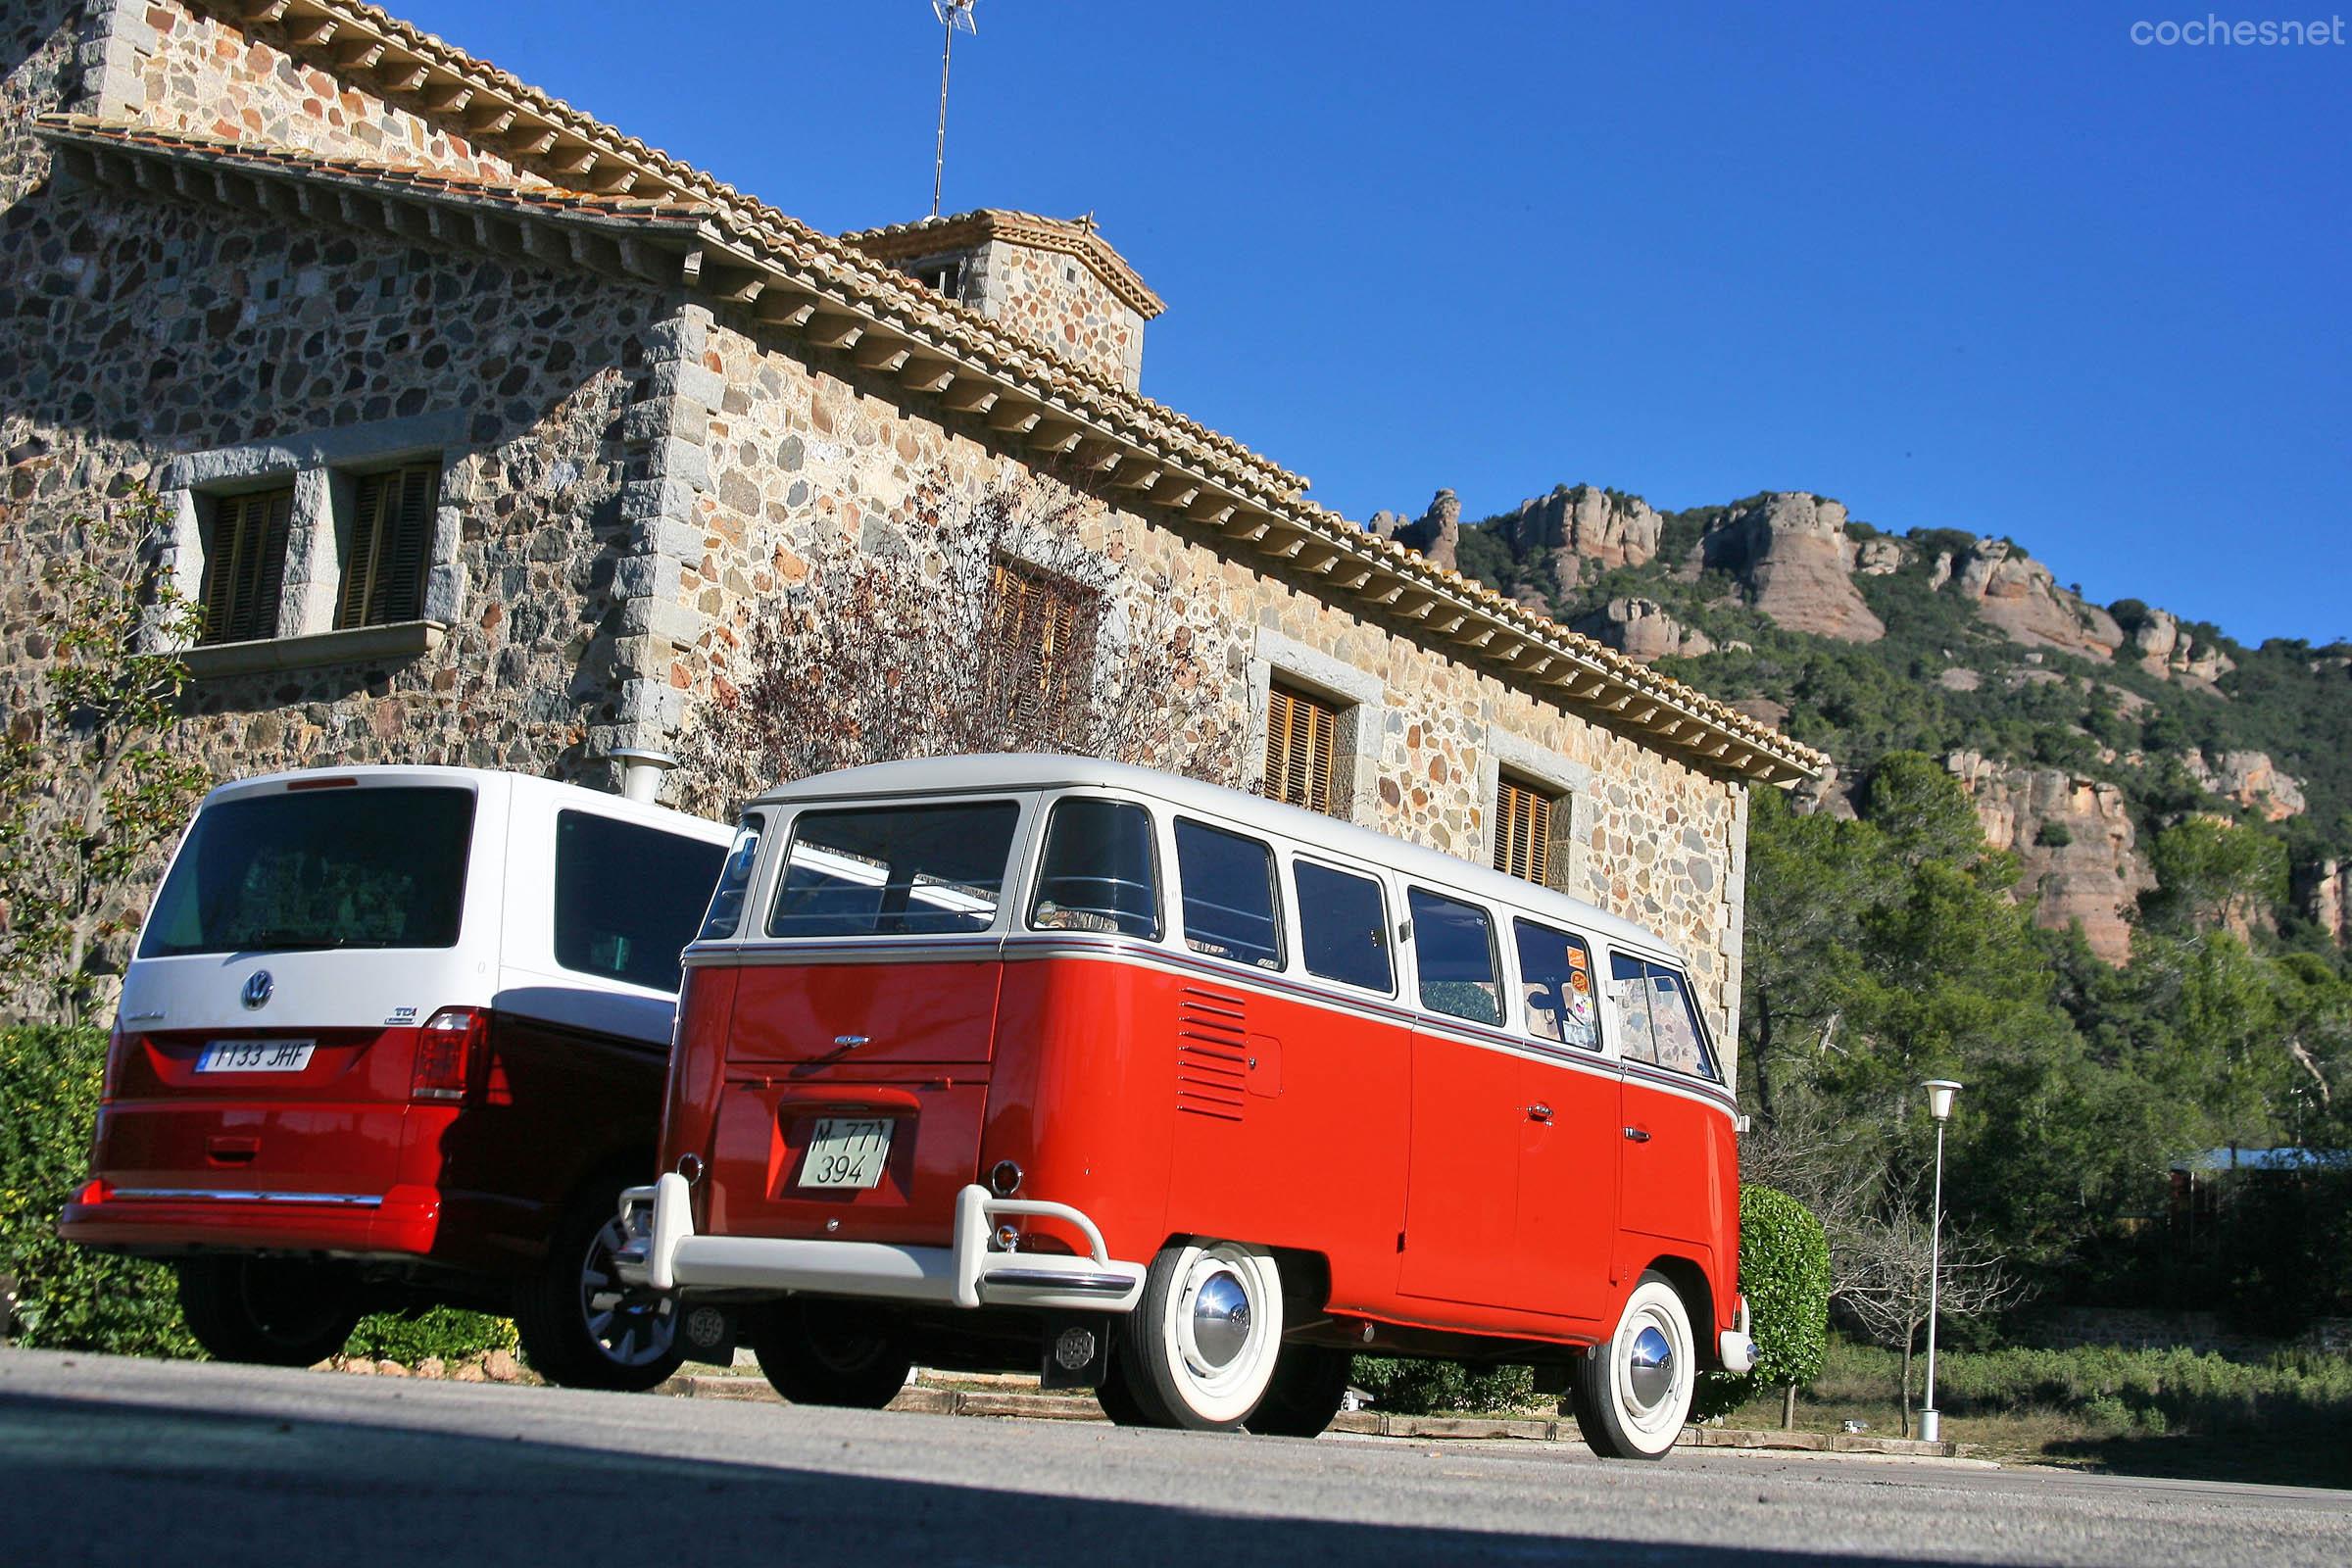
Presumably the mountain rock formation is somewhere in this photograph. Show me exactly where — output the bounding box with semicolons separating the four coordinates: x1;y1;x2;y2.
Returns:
1571;597;1715;661
1944;750;2156;962
1494;484;1663;599
1697;493;1886;643
1942;538;2124;661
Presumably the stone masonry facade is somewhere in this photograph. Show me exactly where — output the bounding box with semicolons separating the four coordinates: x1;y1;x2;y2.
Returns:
0;0;1821;1062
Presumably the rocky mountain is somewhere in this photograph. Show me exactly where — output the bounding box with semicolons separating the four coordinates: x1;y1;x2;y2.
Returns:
1442;486;2352;963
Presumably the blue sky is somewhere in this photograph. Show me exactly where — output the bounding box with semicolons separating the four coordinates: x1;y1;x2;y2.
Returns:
398;1;2350;645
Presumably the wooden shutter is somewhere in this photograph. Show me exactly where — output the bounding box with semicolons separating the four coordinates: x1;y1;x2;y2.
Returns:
338;465;439;628
1264;684;1339;815
1493;775;1553;885
991;562;1090;735
199;486;294;645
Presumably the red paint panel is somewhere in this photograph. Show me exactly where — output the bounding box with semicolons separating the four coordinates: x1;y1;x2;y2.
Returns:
1514;1052;1621;1326
725;961;1003;1065
1399;1027;1526;1308
704;1078;989;1247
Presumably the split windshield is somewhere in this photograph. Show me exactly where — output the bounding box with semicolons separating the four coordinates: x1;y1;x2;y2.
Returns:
138;786;475;957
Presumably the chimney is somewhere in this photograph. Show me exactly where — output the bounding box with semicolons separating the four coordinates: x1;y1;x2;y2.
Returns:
843;210;1164;391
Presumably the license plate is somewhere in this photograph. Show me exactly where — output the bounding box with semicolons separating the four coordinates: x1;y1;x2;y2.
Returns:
195;1039;316;1074
800;1116;894;1190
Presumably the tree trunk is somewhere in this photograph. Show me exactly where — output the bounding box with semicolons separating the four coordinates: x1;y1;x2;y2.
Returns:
1782;1383;1797;1430
1898;1332;1915;1439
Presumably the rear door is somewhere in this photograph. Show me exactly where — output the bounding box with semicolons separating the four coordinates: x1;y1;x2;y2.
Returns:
101;775;496;1200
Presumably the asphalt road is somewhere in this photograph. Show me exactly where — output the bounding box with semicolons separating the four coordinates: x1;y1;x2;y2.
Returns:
2;1349;2347;1568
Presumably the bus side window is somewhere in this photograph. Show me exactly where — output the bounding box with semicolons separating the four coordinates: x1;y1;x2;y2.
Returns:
1609;952;1659;1065
1408;888;1500;1027
1029;798;1161;938
1513;918;1599;1050
1174;818;1283;969
1294;859;1392;993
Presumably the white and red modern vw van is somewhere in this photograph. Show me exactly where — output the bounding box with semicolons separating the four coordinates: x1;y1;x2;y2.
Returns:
622;756;1752;1453
62;766;730;1389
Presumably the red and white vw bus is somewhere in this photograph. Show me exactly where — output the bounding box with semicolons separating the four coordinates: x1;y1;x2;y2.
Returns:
621;755;1752;1453
63;766;730;1389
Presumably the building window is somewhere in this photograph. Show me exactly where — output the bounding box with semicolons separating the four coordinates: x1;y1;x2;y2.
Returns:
1263;682;1341;815
198;486;295;645
1492;774;1556;885
990;562;1092;729
336;464;440;629
906;259;963;298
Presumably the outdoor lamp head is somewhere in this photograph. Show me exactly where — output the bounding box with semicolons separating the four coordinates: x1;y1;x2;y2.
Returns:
1925;1079;1962;1122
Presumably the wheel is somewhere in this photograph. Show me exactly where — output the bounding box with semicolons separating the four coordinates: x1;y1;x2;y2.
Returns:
175;1256;362;1367
514;1173;687;1392
1094;1358;1156;1427
1570;1270;1695;1459
750;1298;912;1408
1246;1345;1353;1438
1113;1239;1285;1431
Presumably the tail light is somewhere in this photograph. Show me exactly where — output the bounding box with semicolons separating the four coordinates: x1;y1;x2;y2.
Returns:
412;1006;490;1102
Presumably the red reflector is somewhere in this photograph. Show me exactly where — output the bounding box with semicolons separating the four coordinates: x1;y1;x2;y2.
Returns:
74;1178;109;1205
412;1007;489;1102
284;776;360;791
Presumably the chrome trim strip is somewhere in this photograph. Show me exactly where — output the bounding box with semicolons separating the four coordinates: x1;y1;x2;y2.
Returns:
982;1269;1137;1294
106;1188;385;1208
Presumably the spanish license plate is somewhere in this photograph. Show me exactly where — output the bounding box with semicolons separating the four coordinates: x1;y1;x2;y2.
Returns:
195;1039;316;1074
800;1116;894;1190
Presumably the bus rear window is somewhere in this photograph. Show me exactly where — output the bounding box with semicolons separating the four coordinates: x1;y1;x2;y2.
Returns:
1029;799;1160;938
139;786;474;957
767;803;1018;938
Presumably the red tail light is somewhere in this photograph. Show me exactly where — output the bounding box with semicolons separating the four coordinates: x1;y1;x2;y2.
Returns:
412;1007;490;1102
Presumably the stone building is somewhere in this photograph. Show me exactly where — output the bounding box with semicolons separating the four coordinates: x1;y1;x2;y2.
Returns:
0;0;1823;1063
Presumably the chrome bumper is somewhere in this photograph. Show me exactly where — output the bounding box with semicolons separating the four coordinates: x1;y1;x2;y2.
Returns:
613;1174;1146;1314
1718;1295;1757;1375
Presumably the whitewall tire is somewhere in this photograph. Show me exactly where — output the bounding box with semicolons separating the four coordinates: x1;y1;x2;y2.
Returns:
1570;1270;1695;1460
1116;1239;1285;1430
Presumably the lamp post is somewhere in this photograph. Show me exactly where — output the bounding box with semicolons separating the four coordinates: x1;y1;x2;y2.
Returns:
1918;1078;1962;1444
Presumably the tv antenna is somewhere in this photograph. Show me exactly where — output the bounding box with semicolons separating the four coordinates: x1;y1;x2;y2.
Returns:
931;0;978;218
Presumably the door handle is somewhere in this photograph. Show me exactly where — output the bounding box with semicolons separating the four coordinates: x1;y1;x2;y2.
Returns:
1622;1126;1651;1143
1526;1103;1552;1124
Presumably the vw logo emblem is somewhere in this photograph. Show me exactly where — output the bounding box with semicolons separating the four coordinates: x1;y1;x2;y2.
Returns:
241;970;273;1010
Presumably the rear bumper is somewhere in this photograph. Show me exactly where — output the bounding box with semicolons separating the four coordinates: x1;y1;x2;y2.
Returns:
615;1174;1146;1314
58;1181;442;1258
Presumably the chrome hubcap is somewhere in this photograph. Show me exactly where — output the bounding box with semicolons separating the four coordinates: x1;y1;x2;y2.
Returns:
1627;1325;1674;1410
1190;1270;1251;1369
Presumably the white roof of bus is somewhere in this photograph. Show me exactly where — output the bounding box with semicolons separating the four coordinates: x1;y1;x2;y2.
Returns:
201;764;731;842
749;754;1675;956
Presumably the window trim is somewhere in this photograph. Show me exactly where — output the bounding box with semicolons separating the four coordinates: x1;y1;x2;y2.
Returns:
1405;883;1506;1030
1024;793;1165;943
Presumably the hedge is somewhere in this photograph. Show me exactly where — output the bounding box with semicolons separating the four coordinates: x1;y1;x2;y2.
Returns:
1694;1184;1831;1418
0;1025;194;1354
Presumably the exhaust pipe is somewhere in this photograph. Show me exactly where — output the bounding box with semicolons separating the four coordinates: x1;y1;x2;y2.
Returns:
605;748;678;805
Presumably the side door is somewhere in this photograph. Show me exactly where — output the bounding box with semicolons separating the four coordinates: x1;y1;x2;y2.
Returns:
1509;918;1620;1325
1397;887;1523;1307
1607;952;1733;1254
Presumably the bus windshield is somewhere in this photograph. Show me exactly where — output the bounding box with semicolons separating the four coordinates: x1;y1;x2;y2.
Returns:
138;786;475;957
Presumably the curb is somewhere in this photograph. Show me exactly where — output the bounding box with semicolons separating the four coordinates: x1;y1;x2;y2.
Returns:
665;1376;1962;1457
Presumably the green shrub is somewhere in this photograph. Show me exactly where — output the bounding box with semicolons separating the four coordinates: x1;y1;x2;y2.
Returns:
1350;1356;1539;1415
346;1306;515;1364
1695;1185;1831;1419
2035;821;2074;849
0;1025;196;1355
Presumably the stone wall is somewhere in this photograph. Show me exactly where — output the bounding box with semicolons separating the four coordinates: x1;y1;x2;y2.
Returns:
970;237;1145;390
667;313;1749;1046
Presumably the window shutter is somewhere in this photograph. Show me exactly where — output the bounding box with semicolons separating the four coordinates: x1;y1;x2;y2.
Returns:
1265;684;1340;816
199;486;295;645
340;465;439;628
1493;776;1554;885
990;562;1094;740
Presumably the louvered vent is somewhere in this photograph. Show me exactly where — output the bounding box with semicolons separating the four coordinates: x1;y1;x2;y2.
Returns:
1175;985;1249;1121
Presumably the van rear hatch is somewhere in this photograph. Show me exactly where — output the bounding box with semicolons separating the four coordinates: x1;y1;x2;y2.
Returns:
704;798;1019;1244
93;782;481;1209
